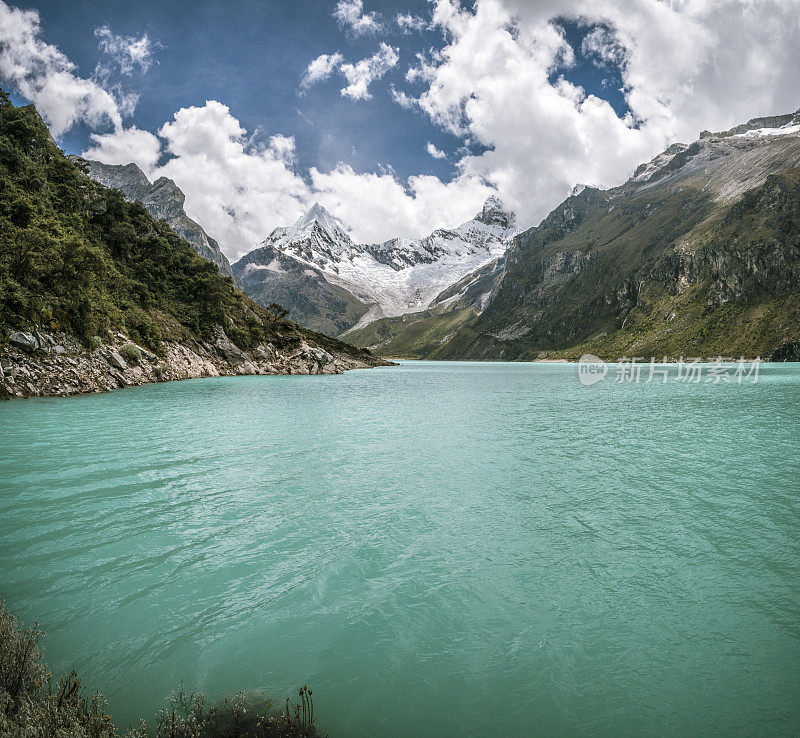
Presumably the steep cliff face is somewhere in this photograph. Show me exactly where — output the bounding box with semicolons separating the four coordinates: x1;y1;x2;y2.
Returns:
431;110;800;361
81;159;236;279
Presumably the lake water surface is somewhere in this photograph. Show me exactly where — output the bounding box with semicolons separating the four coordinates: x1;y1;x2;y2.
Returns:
1;361;799;736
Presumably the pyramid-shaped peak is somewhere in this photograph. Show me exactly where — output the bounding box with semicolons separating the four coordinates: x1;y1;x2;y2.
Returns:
282;201;353;247
475;194;515;229
306;201;330;219
297;201;344;231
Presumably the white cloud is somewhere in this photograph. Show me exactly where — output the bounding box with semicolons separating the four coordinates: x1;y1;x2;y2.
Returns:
333;0;382;36
148;101;310;257
390;85;417;109
309;163;492;243
94;25;154;75
397;0;800;233
301;45;400;101
8;0;800;266
580;24;623;68
396;13;428;33
267;133;296;163
299;52;343;90
83;125;161;172
0;0;128;135
426;142;447;159
82;100;492;256
404;50;441;85
340;43;399;100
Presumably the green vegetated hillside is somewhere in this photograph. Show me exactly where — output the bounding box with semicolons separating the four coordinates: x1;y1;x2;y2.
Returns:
350;113;800;361
0;92;374;361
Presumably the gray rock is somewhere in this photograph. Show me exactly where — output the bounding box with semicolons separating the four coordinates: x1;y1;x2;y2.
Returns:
308;347;334;365
108;352;127;371
53;345;66;355
109;369;128;387
9;331;37;352
135;343;157;362
213;327;246;364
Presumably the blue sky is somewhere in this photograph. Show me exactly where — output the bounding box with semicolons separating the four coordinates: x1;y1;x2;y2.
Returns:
9;0;627;182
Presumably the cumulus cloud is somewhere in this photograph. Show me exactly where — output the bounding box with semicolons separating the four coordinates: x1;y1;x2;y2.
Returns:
580;24;624;68
83;125;161;172
309;163;492;244
396;0;800;233
302;45;400;101
147;101;310;256
340;43;398;100
94;25;154;74
83;100;492;256
426;142;447;159
390;85;417;109
396;13;428;33
333;0;382;36
299;52;343;90
0;0;128;135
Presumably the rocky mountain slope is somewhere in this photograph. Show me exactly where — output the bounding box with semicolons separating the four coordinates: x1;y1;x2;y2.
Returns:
233;197;516;335
0;93;386;399
80;158;236;279
354;110;800;360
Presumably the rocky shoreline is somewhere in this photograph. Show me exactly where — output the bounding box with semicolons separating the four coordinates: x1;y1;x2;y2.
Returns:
1;327;387;400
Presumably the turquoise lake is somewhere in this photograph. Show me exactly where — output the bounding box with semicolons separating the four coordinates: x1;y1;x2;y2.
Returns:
1;361;799;736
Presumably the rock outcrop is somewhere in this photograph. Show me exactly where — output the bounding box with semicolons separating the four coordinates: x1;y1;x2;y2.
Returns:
1;328;386;400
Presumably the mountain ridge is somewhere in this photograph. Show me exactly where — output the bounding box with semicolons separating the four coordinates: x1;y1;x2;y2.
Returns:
0;93;386;399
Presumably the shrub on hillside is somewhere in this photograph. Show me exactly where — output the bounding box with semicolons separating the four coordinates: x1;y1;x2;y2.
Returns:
119;343;142;364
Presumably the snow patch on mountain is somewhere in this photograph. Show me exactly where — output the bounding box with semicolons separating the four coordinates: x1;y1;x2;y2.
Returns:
733;122;800;138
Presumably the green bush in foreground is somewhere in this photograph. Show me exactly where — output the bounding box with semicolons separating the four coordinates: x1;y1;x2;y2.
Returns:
0;600;321;737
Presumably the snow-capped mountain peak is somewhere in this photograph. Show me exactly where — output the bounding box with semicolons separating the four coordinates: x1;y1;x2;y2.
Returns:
295;202;348;236
236;197;519;331
257;201;356;264
281;202;353;248
475;195;516;230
